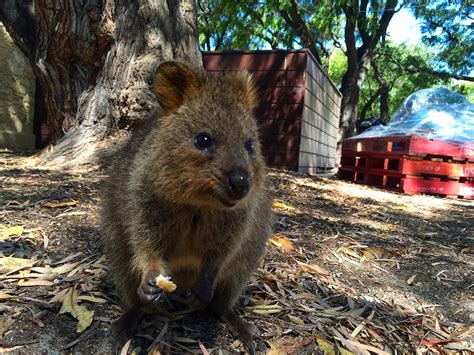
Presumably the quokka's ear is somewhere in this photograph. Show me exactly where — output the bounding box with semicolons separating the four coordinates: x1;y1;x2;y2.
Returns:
153;61;203;112
246;73;258;108
236;71;258;108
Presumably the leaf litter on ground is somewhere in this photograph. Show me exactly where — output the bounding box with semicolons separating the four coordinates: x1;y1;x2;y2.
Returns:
0;150;473;353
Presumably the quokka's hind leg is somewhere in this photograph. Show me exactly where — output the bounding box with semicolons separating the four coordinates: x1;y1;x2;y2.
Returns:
223;308;255;354
209;276;256;354
111;275;166;346
111;306;145;346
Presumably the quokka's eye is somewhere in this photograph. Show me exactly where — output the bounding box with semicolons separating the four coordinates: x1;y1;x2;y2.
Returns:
194;132;214;152
245;138;255;154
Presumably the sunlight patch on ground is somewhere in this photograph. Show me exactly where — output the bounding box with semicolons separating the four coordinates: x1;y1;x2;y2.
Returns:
284;174;473;222
329;179;456;208
346;217;400;234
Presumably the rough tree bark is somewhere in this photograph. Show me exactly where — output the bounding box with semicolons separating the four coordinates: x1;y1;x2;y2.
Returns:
336;0;397;164
0;0;201;167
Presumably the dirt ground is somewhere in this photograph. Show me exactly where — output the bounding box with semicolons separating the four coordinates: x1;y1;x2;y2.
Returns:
0;149;473;354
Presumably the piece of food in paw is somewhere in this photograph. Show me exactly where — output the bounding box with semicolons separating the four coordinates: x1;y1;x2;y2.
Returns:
154;274;177;293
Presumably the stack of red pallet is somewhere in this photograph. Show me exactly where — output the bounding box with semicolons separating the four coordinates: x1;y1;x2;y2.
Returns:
338;135;474;199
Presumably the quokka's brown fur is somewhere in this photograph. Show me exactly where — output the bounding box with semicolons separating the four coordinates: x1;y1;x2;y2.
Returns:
100;61;273;352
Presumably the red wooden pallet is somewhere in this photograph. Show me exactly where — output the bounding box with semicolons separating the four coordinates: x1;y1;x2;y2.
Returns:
338;167;402;189
340;153;474;179
402;177;474;198
342;135;474;161
338;167;474;199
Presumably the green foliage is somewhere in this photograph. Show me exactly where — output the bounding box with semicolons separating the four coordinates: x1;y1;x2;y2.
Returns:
198;1;296;51
358;42;451;121
328;48;346;86
410;0;473;75
449;81;474;103
197;0;343;64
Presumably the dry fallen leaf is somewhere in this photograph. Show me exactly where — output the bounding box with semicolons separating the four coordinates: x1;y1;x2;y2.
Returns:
49;288;70;303
292;292;318;301
266;337;314;354
0;292;14;300
338;346;356;355
368;246;385;258
18;279;55;287
362;246;385;261
362;251;376;261
407;274;417;285
148;343;161;355
77;295;108;304
266;340;286;355
297;261;330;276
269;235;295;252
338;247;360;259
198;339;210;355
251;304;283;314
394;204;409;210
272;201;295;210
52;262;81;275
287;314;305;325
0;256;32;273
1;226;24;240
316;336;337;355
59;288;94;332
43;200;78;208
31;262;80;277
119;339;132;355
29;316;45;328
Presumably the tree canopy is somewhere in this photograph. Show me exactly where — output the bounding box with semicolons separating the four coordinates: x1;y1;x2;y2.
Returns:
410;0;473;76
197;0;473;140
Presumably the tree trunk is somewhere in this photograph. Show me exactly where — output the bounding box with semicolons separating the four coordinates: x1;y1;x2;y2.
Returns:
359;60;391;127
0;0;201;167
336;51;371;163
336;1;397;165
360;86;382;123
379;84;389;123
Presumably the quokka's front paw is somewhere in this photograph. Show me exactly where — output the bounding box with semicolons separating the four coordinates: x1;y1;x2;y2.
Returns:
137;276;164;305
187;279;214;310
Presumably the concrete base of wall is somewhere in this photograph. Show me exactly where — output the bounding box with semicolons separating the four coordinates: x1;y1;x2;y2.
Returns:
0;132;36;149
298;166;337;175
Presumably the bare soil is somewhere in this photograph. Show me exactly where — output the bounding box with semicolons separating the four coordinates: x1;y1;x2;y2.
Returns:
0;149;473;354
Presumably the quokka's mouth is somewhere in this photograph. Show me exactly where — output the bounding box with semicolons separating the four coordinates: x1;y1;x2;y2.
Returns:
222;197;238;208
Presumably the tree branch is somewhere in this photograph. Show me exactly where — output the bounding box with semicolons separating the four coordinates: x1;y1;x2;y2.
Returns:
357;0;370;44
383;51;474;82
248;8;284;49
276;0;323;65
372;0;397;47
372;61;390;122
404;65;474;82
253;32;279;49
425;13;460;44
360;86;383;121
341;4;358;71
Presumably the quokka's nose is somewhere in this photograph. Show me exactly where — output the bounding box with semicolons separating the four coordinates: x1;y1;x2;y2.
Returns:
226;169;250;200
